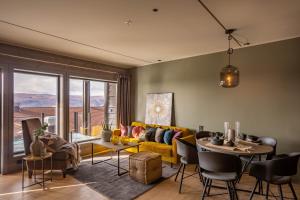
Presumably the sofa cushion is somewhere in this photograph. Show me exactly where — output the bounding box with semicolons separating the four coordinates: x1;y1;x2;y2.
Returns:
172;131;182;140
145;128;156;142
140;142;173;157
155;128;166;143
132;126;145;138
120;123;128;136
164;129;175;145
130;122;190;137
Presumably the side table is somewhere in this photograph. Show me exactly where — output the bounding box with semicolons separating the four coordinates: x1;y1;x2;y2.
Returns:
22;152;53;190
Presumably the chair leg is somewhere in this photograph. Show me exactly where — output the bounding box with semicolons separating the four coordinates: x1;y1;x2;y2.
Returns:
174;163;182;182
201;178;209;200
288;182;298;200
179;164;186;193
278;184;284;200
197;166;204;185
226;181;233;200
249;179;259;200
266;183;269;200
231;181;239;200
207;179;212;196
28;170;33;178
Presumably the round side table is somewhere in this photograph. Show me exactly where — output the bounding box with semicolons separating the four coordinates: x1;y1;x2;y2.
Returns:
22;152;53;190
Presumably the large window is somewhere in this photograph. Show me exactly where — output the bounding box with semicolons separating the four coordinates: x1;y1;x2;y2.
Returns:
13;72;58;153
69;78;117;142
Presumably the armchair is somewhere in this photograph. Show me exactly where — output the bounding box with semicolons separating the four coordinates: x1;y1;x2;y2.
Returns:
22;118;79;178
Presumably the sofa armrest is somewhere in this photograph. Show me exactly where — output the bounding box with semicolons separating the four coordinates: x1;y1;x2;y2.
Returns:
113;129;121;136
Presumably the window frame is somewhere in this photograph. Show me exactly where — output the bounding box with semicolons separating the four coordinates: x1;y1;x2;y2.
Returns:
13;69;61;155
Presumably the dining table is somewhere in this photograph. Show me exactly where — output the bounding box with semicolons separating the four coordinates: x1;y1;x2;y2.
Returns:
196;137;274;194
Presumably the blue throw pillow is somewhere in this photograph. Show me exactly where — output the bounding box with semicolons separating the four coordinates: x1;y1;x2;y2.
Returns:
163;129;174;145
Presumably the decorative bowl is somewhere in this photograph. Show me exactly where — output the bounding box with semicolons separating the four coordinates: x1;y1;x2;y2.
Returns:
246;135;259;142
210;136;224;146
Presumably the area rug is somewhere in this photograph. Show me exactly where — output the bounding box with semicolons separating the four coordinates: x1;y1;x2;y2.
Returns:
70;155;178;200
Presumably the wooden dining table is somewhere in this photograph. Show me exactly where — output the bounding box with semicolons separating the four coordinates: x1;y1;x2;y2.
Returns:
196;137;274;194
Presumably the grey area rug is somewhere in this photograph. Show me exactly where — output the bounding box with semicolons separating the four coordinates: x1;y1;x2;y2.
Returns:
70;156;178;200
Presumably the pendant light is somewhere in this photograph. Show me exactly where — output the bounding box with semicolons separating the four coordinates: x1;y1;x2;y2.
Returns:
197;0;249;88
220;29;239;88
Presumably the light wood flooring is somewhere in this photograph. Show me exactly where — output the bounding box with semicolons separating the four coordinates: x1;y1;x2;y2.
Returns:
0;164;299;200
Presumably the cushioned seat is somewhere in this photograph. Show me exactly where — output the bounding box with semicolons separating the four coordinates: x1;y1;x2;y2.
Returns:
141;142;173;157
202;171;238;181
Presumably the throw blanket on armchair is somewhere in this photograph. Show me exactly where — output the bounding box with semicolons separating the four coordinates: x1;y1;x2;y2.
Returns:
40;133;81;169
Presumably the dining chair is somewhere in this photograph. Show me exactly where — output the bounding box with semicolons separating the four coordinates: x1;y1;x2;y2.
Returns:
239;136;277;184
175;138;202;193
197;151;242;200
249;152;300;200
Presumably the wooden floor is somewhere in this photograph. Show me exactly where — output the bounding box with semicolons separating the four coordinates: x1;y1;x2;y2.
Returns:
0;165;299;200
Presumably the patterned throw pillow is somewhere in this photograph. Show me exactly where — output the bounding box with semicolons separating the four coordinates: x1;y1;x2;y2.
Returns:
132;126;145;139
164;129;175;145
145;127;156;142
155;128;166;143
120;123;128;136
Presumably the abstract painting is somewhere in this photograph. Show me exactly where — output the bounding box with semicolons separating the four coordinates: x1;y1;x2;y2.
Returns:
145;93;173;126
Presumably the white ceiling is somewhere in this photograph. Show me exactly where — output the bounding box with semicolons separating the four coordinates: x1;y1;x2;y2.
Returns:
0;0;299;68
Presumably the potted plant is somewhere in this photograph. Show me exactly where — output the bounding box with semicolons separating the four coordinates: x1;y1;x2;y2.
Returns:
101;120;112;142
30;123;48;157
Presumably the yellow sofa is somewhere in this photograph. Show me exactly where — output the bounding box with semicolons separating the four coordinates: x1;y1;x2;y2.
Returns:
113;121;193;165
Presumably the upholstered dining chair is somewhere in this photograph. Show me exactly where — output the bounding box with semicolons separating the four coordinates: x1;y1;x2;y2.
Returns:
22;118;78;178
197;151;242;200
249;152;300;200
175;138;202;193
239;136;277;184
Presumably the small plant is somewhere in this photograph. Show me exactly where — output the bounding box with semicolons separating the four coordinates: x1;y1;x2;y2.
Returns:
34;123;48;137
101;120;112;131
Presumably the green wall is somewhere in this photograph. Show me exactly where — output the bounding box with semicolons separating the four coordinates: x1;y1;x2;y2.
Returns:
131;37;300;180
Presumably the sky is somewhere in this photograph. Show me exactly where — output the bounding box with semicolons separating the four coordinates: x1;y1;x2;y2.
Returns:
14;72;104;96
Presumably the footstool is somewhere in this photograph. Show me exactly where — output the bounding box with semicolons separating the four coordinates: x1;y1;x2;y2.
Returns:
129;152;162;184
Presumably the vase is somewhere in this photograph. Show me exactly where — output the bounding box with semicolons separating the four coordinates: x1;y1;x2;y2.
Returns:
102;130;112;142
227;129;236;142
30;136;46;157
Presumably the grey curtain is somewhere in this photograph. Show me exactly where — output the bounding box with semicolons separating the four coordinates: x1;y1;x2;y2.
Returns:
117;74;131;126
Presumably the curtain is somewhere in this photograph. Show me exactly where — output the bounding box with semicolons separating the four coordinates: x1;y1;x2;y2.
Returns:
117;74;131;126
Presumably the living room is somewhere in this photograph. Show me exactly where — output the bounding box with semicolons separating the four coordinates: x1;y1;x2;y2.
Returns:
0;1;299;200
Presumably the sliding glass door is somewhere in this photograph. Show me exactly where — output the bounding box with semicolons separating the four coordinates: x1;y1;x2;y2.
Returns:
69;78;117;142
13;72;59;153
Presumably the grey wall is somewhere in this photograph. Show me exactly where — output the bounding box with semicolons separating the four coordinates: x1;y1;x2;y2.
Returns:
132;37;300;180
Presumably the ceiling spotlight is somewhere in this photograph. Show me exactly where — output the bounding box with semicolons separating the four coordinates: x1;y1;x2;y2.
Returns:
152;8;159;12
124;19;133;26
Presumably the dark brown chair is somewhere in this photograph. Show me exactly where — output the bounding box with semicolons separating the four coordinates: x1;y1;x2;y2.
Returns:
175;138;202;193
249;152;300;200
197;151;242;200
22;118;77;178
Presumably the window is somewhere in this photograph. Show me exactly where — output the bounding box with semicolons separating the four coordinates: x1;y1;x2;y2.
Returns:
69;78;117;142
13;72;58;153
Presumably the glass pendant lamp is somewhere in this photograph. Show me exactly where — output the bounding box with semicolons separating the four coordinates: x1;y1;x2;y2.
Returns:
220;30;239;88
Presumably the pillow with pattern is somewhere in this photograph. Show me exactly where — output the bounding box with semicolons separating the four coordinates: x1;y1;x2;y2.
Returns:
132;126;145;139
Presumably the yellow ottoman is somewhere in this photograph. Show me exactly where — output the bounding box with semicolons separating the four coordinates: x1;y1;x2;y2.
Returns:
129;152;162;184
